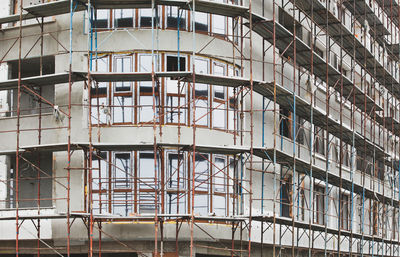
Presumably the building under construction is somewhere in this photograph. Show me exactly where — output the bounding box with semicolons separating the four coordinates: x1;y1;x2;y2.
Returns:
0;0;399;256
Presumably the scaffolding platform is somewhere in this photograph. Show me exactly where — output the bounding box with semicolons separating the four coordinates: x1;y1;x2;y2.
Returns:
90;71;274;96
0;70;386;158
90;71;385;157
342;0;389;37
92;142;251;155
258;148;397;207
0;0;248;25
248;14;381;114
292;0;398;87
260;81;386;157
252;214;400;245
375;116;400;132
376;0;399;24
294;0;397;82
0;142;252;157
0;72;87;90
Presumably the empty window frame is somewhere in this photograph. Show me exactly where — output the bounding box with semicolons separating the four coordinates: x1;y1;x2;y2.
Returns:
314;126;325;156
213;156;228;216
138;152;159;213
376;160;384;181
212;0;227;35
340;192;350;230
92;152;109;214
314;185;325;225
113;152;132;189
89;150;237;216
114;9;134;28
8;56;55;116
94;10;110;28
212;61;227;129
194;12;209;32
91;56;110;125
113;55;133;91
88;52;238;130
227;67;239;132
112;55;133;123
165;55;187;124
194;153;210;215
8;153;53;209
339;143;350;168
139;8;159;27
165;152;186;214
112;152;133;216
228;158;239;215
88;7;236;40
138;54;160;123
194;57;210;126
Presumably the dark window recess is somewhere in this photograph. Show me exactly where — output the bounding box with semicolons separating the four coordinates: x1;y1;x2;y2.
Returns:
93;10;109;28
296;116;305;145
279;108;291;139
141;17;152;27
140;85;160;94
314;47;324;58
9;56;55;116
114;10;134;28
140;10;159;27
167;17;186;28
115;17;133;28
94;19;108;28
167;56;186;71
214;90;225;99
195;13;208;32
91;86;107;96
9;153;53;208
195;86;208;97
195;22;208;32
10;56;55;78
377;160;384;180
115;82;131;92
280;175;292;218
166;7;186;28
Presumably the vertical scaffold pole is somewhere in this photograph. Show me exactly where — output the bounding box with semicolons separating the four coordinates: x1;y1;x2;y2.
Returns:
190;1;197;256
67;0;75;256
151;0;159;256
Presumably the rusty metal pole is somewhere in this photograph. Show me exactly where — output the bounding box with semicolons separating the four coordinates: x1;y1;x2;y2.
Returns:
190;1;197;256
247;0;254;255
15;0;23;255
151;0;159;256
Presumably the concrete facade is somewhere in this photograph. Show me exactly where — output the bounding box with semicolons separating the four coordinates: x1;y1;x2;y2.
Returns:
0;0;399;256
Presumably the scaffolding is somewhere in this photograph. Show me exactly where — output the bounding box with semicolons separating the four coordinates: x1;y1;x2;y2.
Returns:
0;0;400;256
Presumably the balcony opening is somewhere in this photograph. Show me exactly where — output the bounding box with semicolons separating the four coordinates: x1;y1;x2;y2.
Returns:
167;56;186;72
8;56;55;117
5;152;53;209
